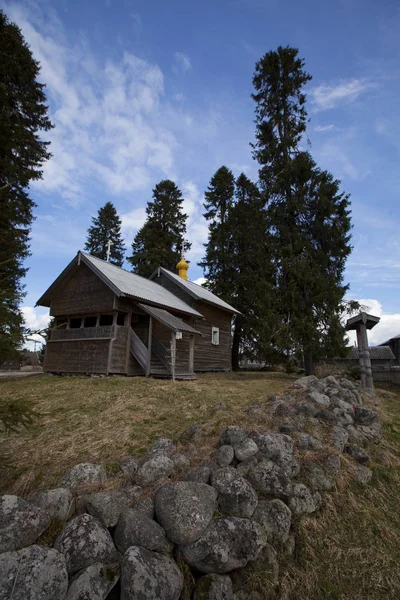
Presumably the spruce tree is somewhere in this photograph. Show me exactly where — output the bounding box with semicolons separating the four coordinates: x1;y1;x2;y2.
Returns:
84;201;125;266
0;10;53;362
252;46;352;374
198;166;236;301
128;180;190;277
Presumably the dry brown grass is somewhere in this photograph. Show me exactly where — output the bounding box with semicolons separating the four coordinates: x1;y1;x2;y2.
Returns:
0;371;295;496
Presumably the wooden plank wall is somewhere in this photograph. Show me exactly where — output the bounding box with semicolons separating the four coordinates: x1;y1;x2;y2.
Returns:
44;339;110;373
109;326;129;373
50;263;115;316
192;302;232;372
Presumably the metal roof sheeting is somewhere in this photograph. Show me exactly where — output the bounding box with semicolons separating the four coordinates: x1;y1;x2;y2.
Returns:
156;267;240;314
137;304;201;334
346;346;395;360
379;334;400;346
82;254;202;317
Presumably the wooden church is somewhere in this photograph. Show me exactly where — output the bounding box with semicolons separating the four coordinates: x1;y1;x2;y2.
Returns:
37;252;239;380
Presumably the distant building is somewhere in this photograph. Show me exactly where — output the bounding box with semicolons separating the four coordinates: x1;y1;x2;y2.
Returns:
345;346;395;371
378;335;400;365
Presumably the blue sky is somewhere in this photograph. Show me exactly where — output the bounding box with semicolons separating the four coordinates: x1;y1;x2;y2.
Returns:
3;0;400;345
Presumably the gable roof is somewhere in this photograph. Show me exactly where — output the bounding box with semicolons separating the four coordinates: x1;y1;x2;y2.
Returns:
379;334;400;346
346;346;395;360
37;252;202;318
150;266;240;314
137;304;201;334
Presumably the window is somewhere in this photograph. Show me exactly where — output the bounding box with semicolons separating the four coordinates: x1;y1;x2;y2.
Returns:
55;318;67;329
70;318;82;329
116;312;127;326
84;316;97;328
99;314;114;326
212;327;220;345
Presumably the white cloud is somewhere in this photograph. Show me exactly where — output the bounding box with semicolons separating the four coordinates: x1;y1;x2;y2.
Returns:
311;78;376;111
314;124;335;132
120;207;147;244
345;299;400;346
192;277;207;286
21;306;51;348
173;52;192;74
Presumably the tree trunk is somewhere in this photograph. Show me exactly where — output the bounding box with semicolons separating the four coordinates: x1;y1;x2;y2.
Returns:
232;319;242;371
303;349;314;376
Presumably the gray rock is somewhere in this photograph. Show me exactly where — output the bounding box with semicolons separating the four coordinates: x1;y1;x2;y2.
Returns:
133;496;154;519
295;402;319;418
339;377;356;390
308;391;331;407
121;546;183;600
84;490;131;528
135;455;174;487
143;437;177;461
332;407;354;427
214;445;235;466
123;485;144;503
114;509;173;554
236;456;259;476
172;453;190;470
284;534;296;556
352;464;373;484
0;494;51;553
245;405;266;418
279;421;305;434
180;517;267;574
321;375;340;387
233;438;259;461
273;453;301;478
0;545;68;600
66;562;120;600
182;466;211;484
347;422;382;445
31;487;73;521
155;481;217;545
193;574;234;600
296;433;324;452
253;499;292;543
220;426;247;446
247;460;292;499
179;423;202;444
211;467;240;493
218;475;258;518
316;409;337;424
288;484;321;515
273;400;296;418
54;513;120;574
291;375;318;389
354;407;378;426
331;426;349;452
345;444;370;464
321;454;341;475
59;463;107;490
250;432;293;458
120;457;139;480
301;462;332;491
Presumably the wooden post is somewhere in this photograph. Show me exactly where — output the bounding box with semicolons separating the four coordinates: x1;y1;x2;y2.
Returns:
146;316;153;377
189;334;195;374
171;332;176;382
356;324;374;390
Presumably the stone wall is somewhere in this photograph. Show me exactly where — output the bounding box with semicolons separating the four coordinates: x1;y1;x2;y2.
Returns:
0;374;382;599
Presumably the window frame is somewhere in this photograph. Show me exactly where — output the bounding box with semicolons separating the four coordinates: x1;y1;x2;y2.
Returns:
211;326;220;346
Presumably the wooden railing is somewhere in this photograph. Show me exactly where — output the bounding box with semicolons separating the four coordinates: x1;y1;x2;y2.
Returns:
130;330;148;371
151;337;171;372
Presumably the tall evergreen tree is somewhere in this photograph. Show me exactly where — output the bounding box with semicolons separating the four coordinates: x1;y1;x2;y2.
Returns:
0;10;53;362
252;47;352;373
84;201;125;266
198;166;236;301
128;180;190;278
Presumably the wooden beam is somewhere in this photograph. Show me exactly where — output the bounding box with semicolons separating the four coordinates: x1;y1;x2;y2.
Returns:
189;334;195;373
171;331;176;382
146;316;153;377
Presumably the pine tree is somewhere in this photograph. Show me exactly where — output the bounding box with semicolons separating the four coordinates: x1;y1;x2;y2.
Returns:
84;202;125;266
0;10;53;362
252;47;352;373
128;180;190;278
198;166;236;301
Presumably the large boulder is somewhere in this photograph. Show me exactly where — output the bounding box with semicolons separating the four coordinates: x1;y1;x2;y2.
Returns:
354;407;378;426
193;574;234;600
214;445;235;467
59;463;107;490
308;390;330;407
182;466;211;484
345;444;370;464
331;426;349;452
233;438;259;462
219;426;247;447
218;476;258;518
210;467;240;493
180;517;266;574
155;481;217;545
84;491;131;528
0;494;51;553
132;496;154;519
66;562;120;600
31;488;73;521
351;464;373;485
301;462;332;491
142;438;177;462
250;432;293;458
135;455;174;487
120;546;183;600
296;434;324;452
253;499;292;543
120;457;140;481
247;460;292;500
54;513;120;574
0;545;68;600
291;375;318;389
114;509;173;554
288;484;321;515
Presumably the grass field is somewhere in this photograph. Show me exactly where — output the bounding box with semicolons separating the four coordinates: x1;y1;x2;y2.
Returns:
1;372;400;599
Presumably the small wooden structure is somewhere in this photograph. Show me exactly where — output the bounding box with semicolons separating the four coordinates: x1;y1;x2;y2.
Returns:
379;334;400;365
37;252;239;379
346;312;380;390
